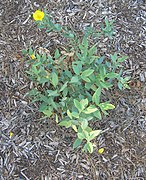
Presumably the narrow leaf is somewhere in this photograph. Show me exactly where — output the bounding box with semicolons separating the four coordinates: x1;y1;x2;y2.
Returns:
86;142;93;153
72;125;78;132
67;109;72;119
51;72;58;87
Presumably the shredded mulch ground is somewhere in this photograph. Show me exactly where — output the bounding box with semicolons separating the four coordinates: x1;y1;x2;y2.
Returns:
0;0;145;179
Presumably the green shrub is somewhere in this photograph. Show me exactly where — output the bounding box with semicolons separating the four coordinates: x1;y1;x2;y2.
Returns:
22;10;130;153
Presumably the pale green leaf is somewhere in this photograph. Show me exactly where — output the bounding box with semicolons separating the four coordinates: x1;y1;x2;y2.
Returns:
67;109;72;119
81;120;88;130
74;99;83;113
80;98;88;108
86;142;93;153
89;130;102;141
59;120;72;128
55;114;59;123
99;102;115;110
84;105;98;114
72;125;78;132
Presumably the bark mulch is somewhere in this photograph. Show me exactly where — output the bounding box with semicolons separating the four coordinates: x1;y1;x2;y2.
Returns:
0;0;145;179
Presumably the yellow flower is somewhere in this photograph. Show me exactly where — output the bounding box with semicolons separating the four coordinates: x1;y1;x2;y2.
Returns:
30;54;36;59
33;10;45;21
10;132;13;138
98;148;104;154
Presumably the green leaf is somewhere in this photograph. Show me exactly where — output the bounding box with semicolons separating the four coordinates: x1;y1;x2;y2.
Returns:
28;47;33;55
93;109;102;120
89;130;102;141
124;76;131;82
72;125;78;132
92;87;101;105
54;49;60;59
99;81;112;89
43;108;53;117
65;70;72;78
67;109;72;119
74;99;83;113
55;114;59;123
51;72;58;87
28;89;39;96
81;76;91;82
62;88;68;97
84;105;98;114
81;120;88;130
59;81;68;92
111;53;117;63
39;102;48;112
22;49;27;55
72;111;79;118
70;76;79;83
47;90;59;97
85;82;92;90
106;72;118;78
82;37;88;48
63;33;74;38
81;68;94;77
117;56;128;63
54;24;62;31
88;45;96;56
96;56;104;64
59;120;72;128
78;132;85;140
50;98;58;110
72;62;82;75
86;142;93;153
73;138;82;149
85;126;92;133
118;82;123;90
36;54;41;61
99;102;115;111
80;98;88;108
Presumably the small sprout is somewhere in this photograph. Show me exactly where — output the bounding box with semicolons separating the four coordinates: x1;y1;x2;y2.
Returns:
33;10;45;21
98;147;104;154
9;132;13;138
